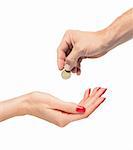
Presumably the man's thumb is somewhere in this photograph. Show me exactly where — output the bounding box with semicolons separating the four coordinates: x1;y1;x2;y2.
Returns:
65;48;79;71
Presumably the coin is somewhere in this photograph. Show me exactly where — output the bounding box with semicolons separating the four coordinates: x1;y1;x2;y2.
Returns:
61;70;71;79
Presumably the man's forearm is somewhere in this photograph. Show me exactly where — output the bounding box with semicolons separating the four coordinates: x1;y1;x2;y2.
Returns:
102;8;133;52
0;95;28;122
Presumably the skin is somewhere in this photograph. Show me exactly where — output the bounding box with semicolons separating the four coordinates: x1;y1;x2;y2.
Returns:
57;8;133;75
0;87;106;127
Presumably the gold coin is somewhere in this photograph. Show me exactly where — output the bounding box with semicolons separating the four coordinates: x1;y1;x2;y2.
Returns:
61;70;71;79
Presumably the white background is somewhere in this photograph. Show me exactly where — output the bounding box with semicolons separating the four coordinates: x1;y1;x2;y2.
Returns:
0;0;132;150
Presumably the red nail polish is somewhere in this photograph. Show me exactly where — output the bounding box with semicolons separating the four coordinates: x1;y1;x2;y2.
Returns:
76;106;86;113
103;98;106;101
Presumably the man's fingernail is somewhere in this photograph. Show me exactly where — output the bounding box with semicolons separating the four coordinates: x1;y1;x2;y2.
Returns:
76;106;86;113
64;64;71;71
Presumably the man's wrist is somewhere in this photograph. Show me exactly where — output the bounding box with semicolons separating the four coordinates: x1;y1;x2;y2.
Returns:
99;8;133;53
100;27;116;52
95;28;113;54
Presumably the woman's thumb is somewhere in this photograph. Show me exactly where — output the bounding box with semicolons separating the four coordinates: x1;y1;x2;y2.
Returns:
59;102;86;114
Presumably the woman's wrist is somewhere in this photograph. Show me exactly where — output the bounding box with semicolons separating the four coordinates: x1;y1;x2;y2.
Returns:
0;94;29;122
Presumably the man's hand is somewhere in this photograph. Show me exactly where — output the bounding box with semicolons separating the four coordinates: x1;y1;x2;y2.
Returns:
57;30;107;75
57;8;133;75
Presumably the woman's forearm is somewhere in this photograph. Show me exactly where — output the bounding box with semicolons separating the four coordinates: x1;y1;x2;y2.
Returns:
102;8;133;52
0;95;28;122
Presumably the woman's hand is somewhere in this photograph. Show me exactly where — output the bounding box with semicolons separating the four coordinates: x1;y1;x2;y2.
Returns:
26;91;86;126
26;87;107;127
0;87;107;127
0;92;85;123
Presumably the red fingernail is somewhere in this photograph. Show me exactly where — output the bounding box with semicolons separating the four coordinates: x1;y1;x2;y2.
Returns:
103;98;106;101
76;106;86;113
88;88;91;95
104;88;107;92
